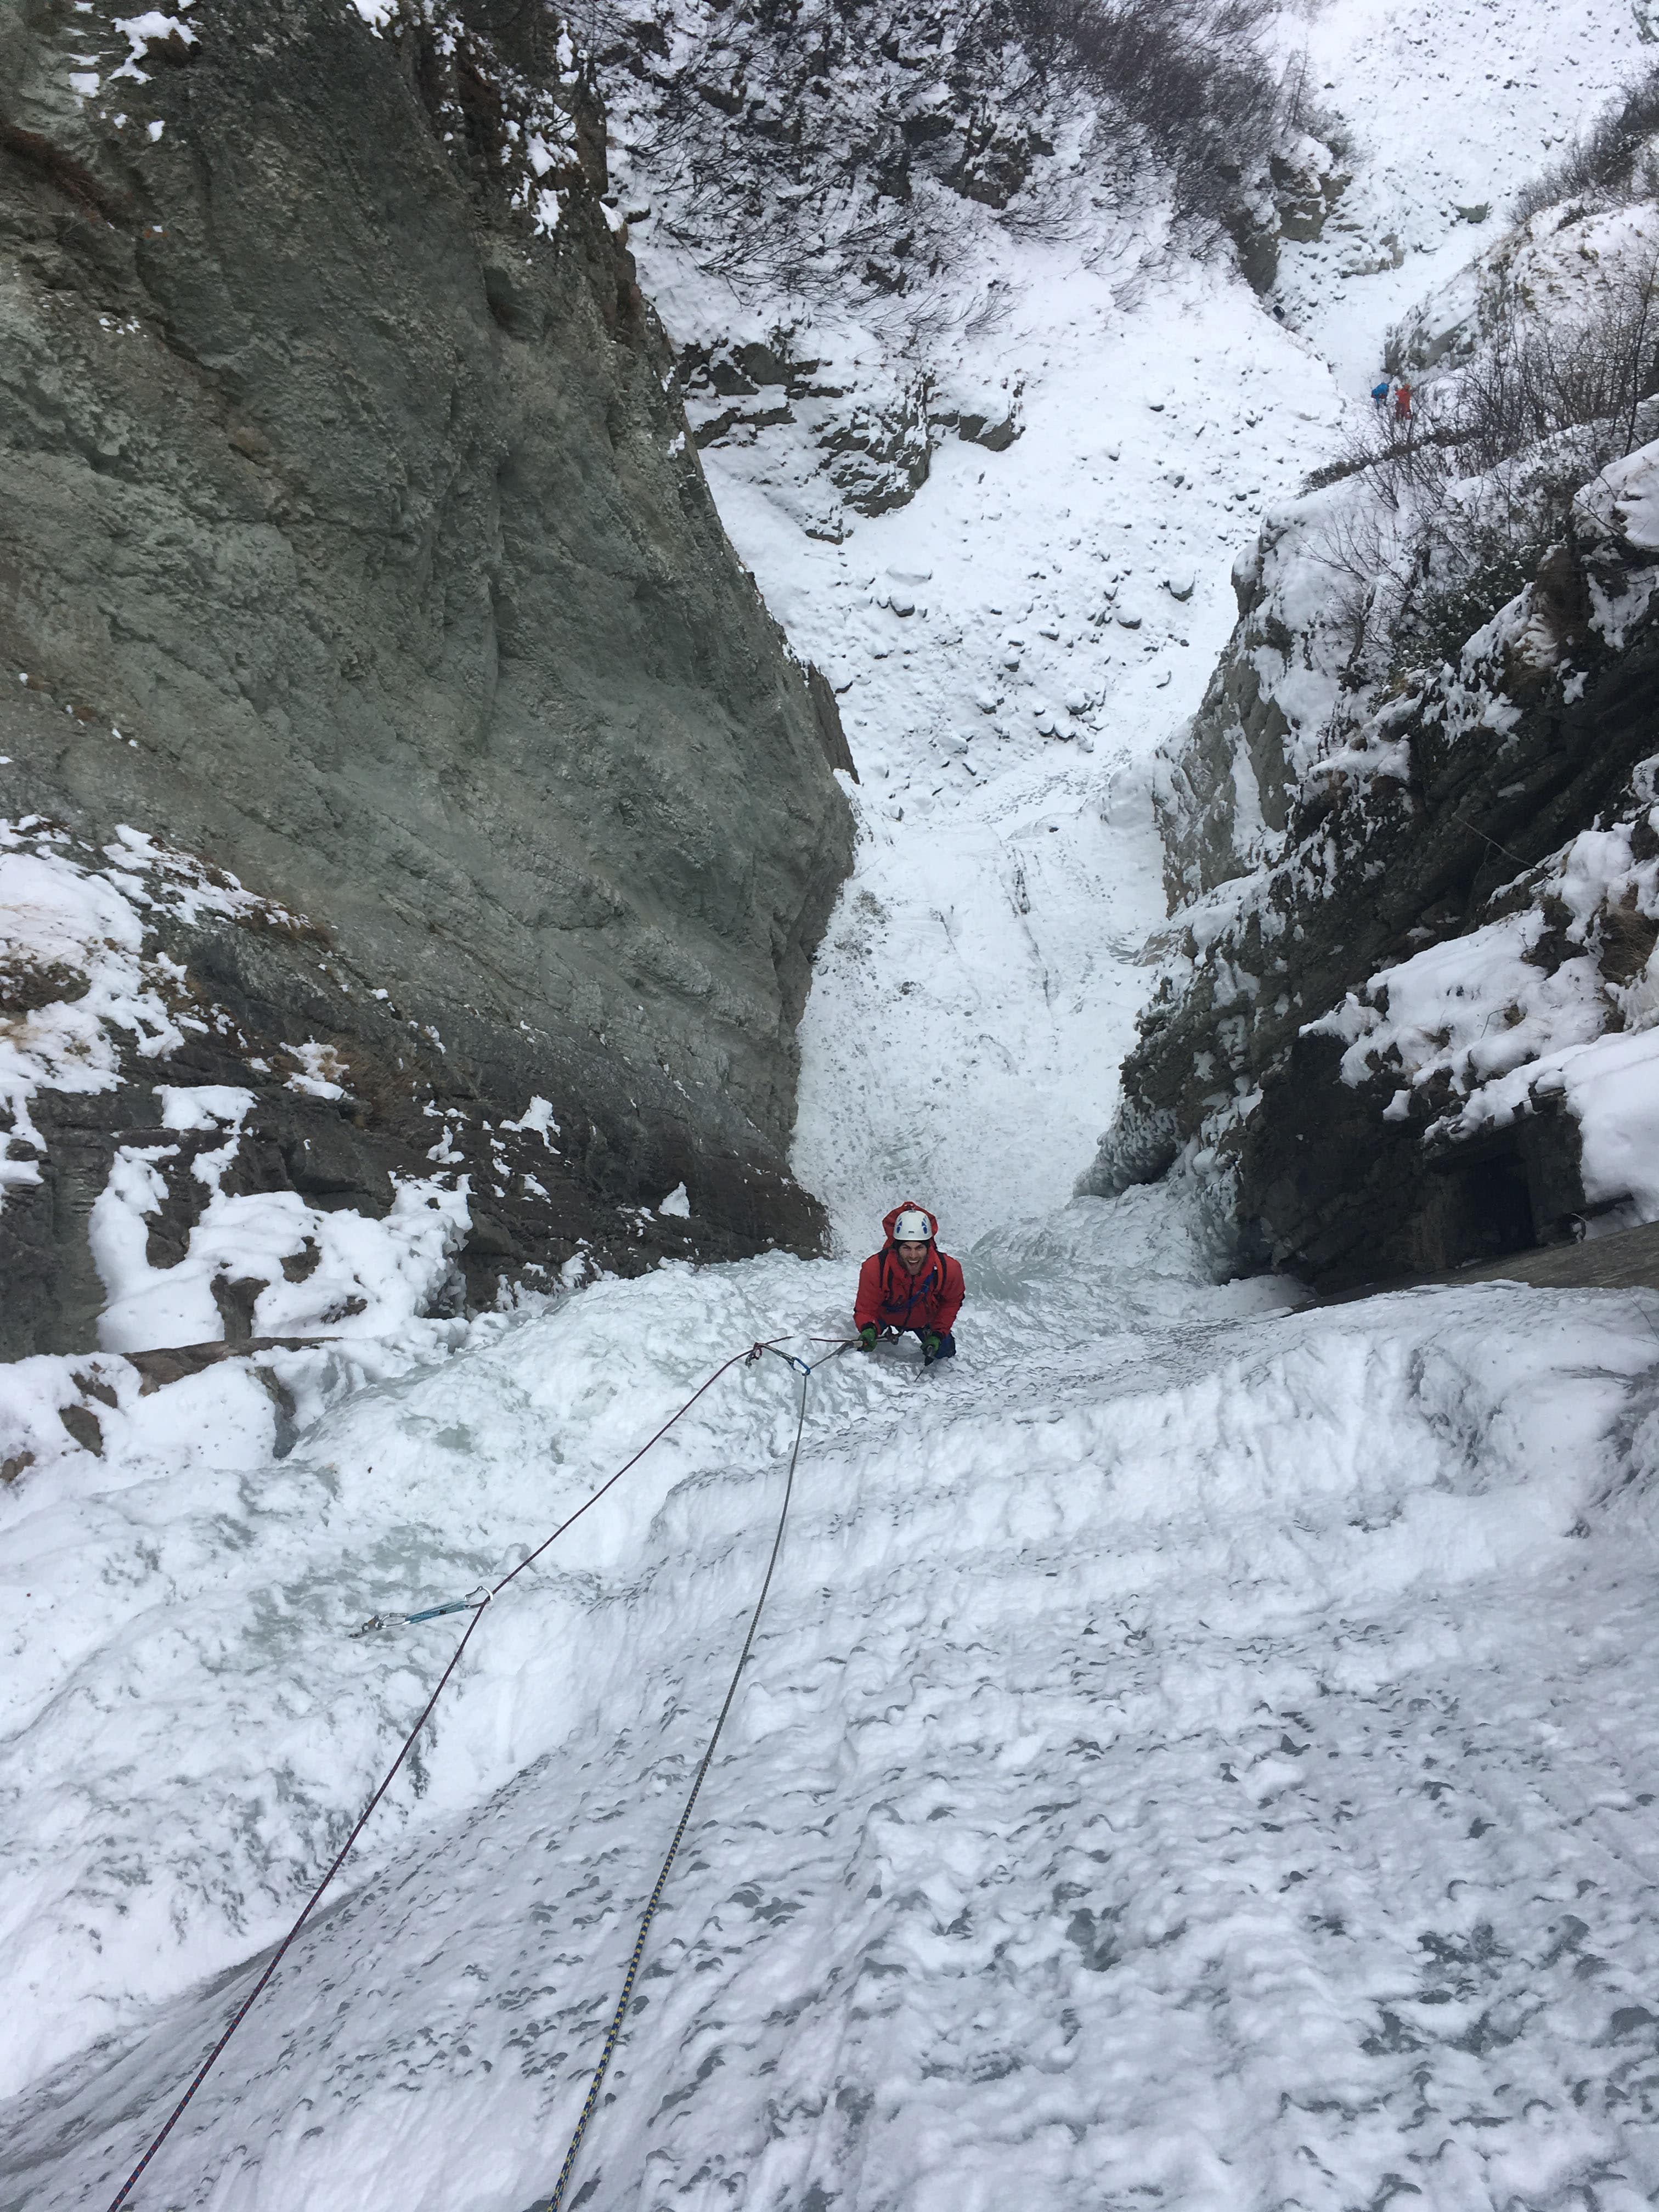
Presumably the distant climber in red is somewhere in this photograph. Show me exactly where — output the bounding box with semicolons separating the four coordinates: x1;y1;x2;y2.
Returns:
1394;377;1413;423
855;1203;964;1364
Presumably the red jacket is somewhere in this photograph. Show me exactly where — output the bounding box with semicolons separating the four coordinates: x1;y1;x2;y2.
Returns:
854;1203;964;1336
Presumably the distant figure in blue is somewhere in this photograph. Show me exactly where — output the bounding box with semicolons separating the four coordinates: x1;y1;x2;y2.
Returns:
1372;378;1391;413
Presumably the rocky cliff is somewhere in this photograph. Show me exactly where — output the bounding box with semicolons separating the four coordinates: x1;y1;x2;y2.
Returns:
1081;157;1659;1290
0;0;854;1359
1086;438;1659;1286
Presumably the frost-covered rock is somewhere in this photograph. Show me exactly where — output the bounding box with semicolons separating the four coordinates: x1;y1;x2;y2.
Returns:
0;808;723;1363
1087;435;1659;1285
594;0;1289;533
1156;481;1369;906
1391;193;1659;374
1159;179;1659;918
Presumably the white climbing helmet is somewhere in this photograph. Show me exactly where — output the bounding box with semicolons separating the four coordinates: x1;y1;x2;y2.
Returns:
893;1207;934;1243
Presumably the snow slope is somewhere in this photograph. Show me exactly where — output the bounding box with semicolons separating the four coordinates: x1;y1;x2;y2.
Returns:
11;1210;1659;2212
1269;0;1639;387
7;4;1659;2209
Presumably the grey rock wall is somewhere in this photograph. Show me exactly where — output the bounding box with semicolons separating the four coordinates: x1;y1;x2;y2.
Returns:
0;0;854;1352
1155;524;1302;909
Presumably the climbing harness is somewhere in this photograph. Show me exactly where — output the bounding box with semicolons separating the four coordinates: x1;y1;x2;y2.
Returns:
868;1321;943;1376
104;1333;853;2212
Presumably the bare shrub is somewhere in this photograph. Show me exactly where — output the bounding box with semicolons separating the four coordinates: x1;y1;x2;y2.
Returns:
1513;61;1659;221
1392;509;1548;674
1313;255;1659;502
1304;495;1401;685
1304;256;1659;690
1448;258;1659;471
593;0;1285;330
1005;0;1282;228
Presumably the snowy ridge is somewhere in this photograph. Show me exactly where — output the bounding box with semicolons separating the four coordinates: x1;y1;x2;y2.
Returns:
1159;197;1659;910
600;0;1310;544
1089;430;1659;1254
1094;104;1659;1274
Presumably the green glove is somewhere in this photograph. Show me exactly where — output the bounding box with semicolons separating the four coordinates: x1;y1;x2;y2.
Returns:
859;1323;878;1350
923;1332;941;1361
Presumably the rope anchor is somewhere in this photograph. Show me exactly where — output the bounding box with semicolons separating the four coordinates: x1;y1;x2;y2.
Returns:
348;1585;492;1638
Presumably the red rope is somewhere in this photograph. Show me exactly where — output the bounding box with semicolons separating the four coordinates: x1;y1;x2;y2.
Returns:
104;1338;787;2211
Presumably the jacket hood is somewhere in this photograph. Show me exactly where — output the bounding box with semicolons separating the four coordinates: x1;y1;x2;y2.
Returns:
882;1200;939;1245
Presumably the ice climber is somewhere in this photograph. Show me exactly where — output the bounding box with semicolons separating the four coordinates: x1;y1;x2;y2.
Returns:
855;1203;964;1364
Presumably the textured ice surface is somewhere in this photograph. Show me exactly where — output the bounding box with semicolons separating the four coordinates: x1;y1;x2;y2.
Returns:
9;1207;1659;2209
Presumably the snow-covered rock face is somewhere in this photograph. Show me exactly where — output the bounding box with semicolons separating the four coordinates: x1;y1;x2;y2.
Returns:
1159;188;1659;911
584;0;1372;1244
595;0;1301;537
1156;476;1378;907
1266;0;1641;385
0;0;854;1341
1094;427;1659;1284
0;805;589;1377
1086;127;1659;1288
1393;193;1659;376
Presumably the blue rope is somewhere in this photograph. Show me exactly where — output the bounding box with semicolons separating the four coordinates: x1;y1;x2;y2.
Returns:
108;1338;807;2212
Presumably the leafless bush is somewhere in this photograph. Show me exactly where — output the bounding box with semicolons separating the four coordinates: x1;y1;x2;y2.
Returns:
1278;45;1350;161
1316;545;1386;682
1513;62;1659;221
1447;258;1659;470
1317;255;1659;501
593;0;1285;328
1003;0;1282;227
1304;258;1659;683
